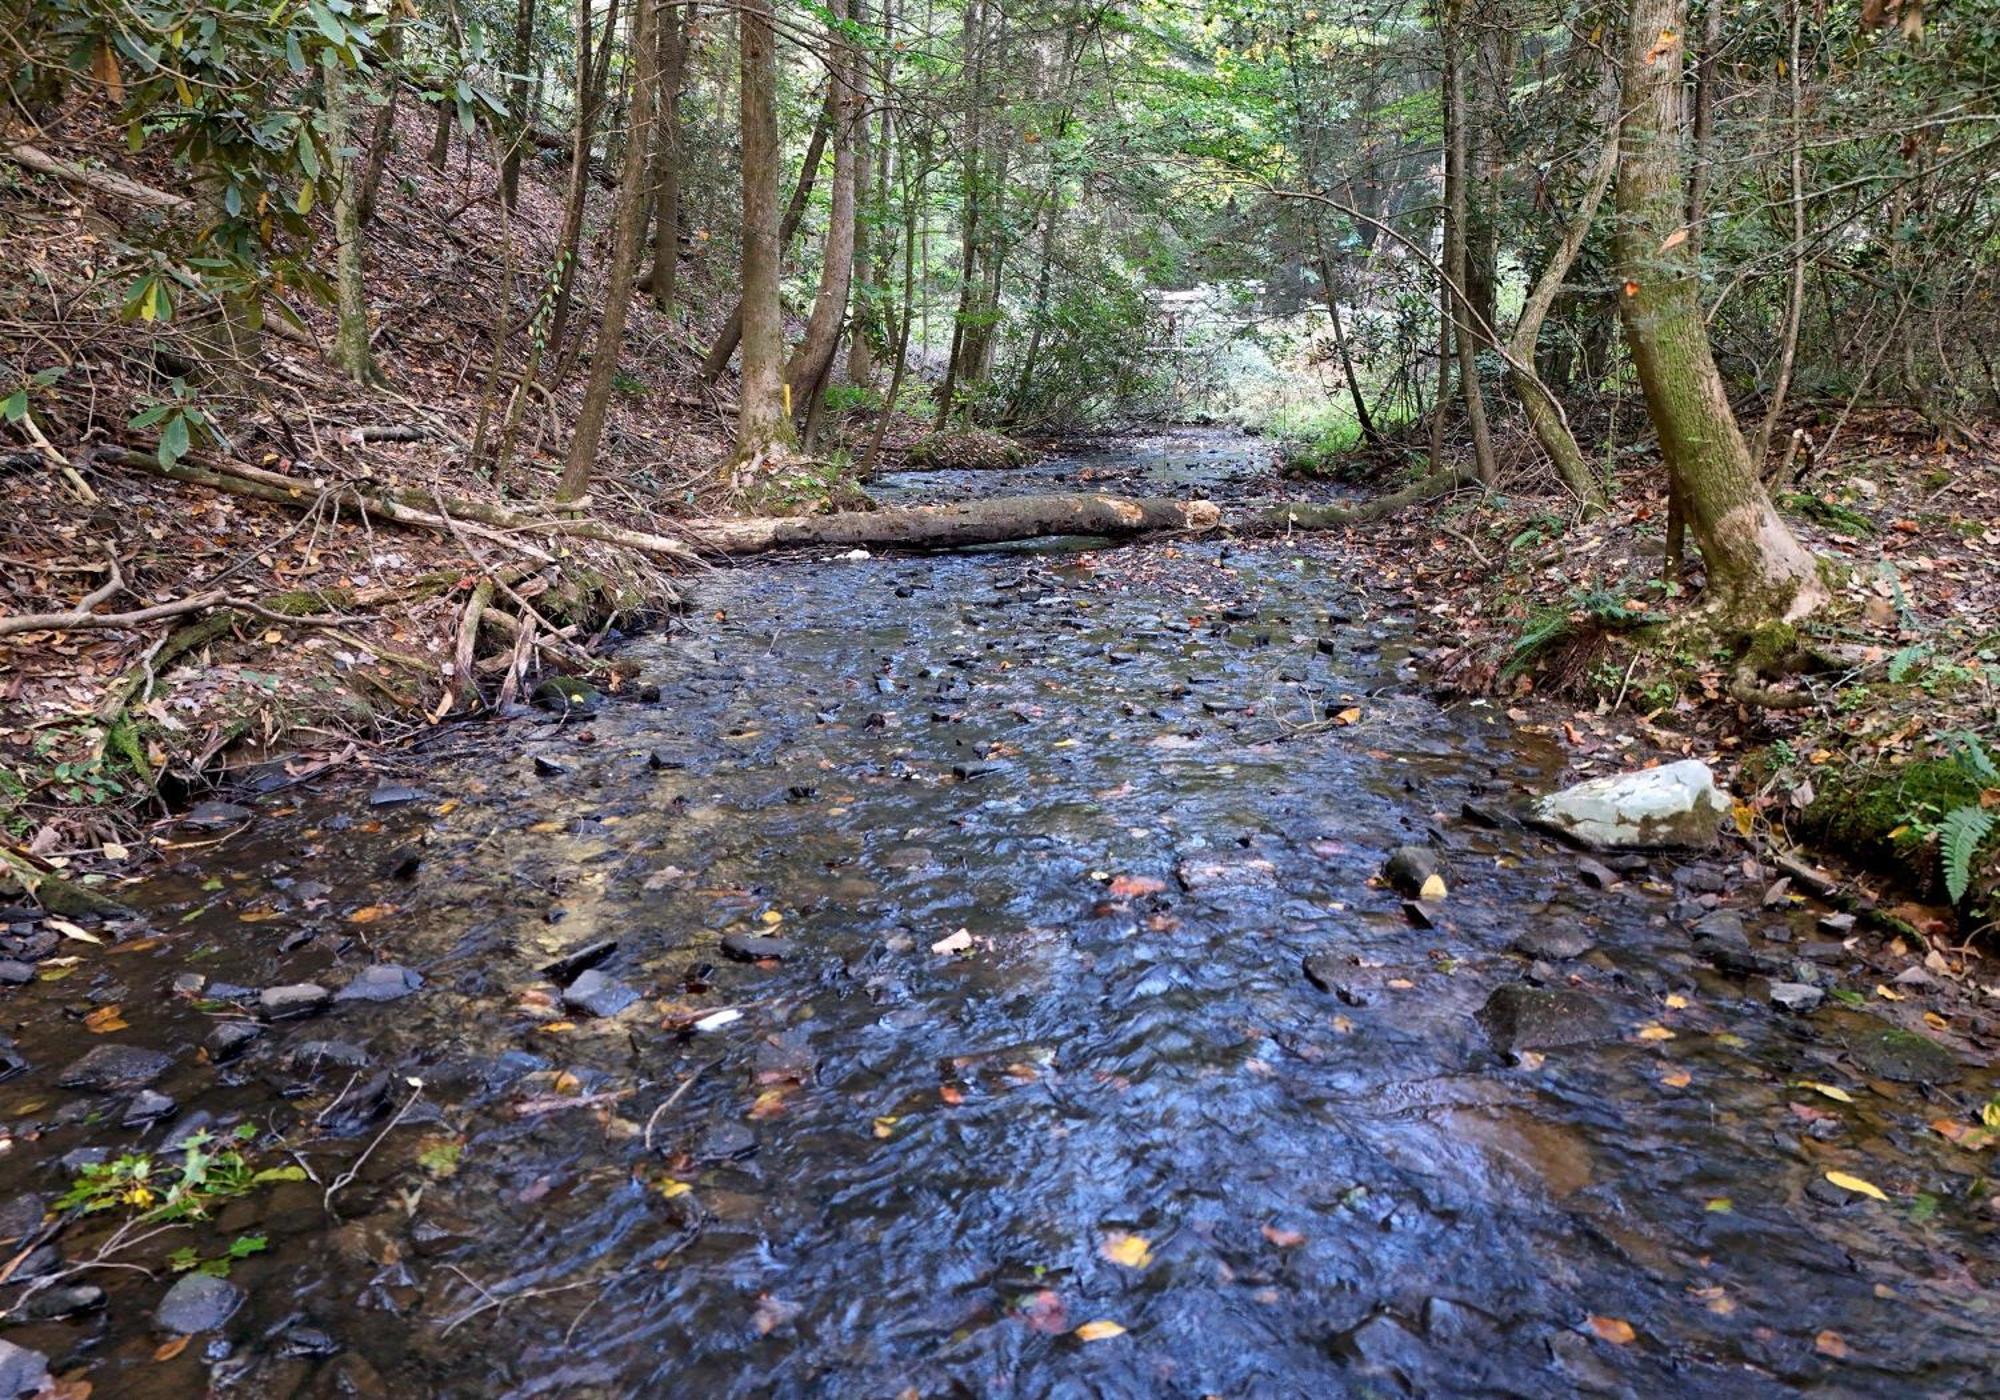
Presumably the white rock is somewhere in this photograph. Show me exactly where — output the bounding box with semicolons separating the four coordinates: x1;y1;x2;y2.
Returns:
1531;759;1730;850
839;548;872;561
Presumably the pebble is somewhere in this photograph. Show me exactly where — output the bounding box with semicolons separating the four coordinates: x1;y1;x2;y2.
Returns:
58;1043;173;1092
533;755;568;777
647;749;686;770
21;1285;103;1320
1817;911;1857;935
155;1271;243;1334
286;1039;372;1073
561;968;639;1018
335;965;424;1003
0;960;32;986
1574;857;1620;889
695;1120;757;1161
260;983;331;1019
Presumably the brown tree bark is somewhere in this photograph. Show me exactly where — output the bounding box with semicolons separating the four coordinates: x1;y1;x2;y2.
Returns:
735;0;797;461
1616;0;1822;623
784;0;861;435
557;0;659;500
644;2;687;310
500;0;537;208
699;96;835;382
1441;0;1498;486
323;51;376;384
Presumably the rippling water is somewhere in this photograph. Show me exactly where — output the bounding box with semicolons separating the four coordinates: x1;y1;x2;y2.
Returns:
2;430;1994;1397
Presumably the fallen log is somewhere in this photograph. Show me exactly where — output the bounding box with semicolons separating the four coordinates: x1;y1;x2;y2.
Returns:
1242;469;1477;533
680;494;1225;554
3;141;192;211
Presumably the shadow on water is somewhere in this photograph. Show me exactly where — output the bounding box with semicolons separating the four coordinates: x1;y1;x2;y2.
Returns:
1;429;1994;1396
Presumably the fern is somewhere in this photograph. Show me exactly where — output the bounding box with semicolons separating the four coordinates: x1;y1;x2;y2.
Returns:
1887;644;1931;683
1943;730;1998;783
1940;806;1997;905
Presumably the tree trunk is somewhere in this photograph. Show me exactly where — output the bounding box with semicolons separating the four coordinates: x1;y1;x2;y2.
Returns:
784;0;860;430
1750;0;1806;472
1685;0;1724;260
1312;231;1380;445
356;21;401;226
1441;0;1497;486
735;0;796;461
1506;66;1618;511
323;51;375;384
699;96;836;382
689;492;1222;554
429;101;453;172
846;40;876;387
557;0;658;500
545;0;619;370
1616;0;1821;623
645;2;687;310
500;0;537;208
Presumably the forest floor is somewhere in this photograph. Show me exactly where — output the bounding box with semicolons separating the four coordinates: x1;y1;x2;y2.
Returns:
1308;412;2000;942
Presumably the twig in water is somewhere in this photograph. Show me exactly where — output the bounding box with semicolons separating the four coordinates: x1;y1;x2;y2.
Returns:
643;1061;713;1153
324;1079;425;1214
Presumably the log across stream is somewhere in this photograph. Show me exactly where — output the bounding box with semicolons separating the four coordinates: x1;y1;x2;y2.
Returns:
0;430;1991;1395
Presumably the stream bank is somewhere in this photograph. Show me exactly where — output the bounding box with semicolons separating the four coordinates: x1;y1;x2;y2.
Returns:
1;429;1996;1396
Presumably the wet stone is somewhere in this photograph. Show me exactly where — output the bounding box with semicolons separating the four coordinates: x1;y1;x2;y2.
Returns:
1381;844;1440;896
335;965;424;1003
720;933;794;963
368;783;434;807
0;959;32;985
561;968;638;1018
155;1271;243;1334
1768;982;1825;1014
1575;856;1620;890
123;1090;177;1126
286;1039;372;1073
204;1021;262;1061
542;939;618;985
21;1284;103;1320
0;1340;50;1399
1510;925;1595;961
182;800;253;828
532;755;568;777
1477;984;1614;1053
260;983;331;1019
695;1120;757;1161
1818;911;1858;936
534;677;600;714
0;1194;45;1247
58;1043;173;1092
1844;1025;1961;1084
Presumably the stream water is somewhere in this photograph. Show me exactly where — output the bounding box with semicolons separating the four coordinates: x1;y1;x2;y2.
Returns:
2;430;1995;1397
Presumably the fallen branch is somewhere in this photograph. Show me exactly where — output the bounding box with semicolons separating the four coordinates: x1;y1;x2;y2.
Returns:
0;581;354;638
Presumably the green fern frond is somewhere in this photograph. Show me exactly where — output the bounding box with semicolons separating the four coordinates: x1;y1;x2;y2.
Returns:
1940;805;1997;905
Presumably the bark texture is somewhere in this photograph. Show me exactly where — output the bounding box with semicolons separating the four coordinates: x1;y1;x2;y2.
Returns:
735;0;796;460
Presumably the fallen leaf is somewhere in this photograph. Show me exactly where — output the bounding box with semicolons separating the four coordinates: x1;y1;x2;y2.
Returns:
1018;1289;1068;1333
1660;1069;1692;1088
1108;875;1166;898
1797;1081;1855;1104
1825;1170;1889;1202
1417;873;1448;901
1587;1315;1636;1345
1664;994;1691;1010
1261;1223;1307;1248
83;1005;128;1033
48;918;101;945
347;903;396;924
1099;1232;1153;1268
872;1116;899;1139
1074;1319;1127;1342
657;1178;692;1199
1636;1024;1676;1041
153;1336;189;1362
1333;706;1363;726
938;1084;965;1106
1815;1329;1848;1359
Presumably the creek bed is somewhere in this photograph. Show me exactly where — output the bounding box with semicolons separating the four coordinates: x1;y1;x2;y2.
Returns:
1;430;1994;1395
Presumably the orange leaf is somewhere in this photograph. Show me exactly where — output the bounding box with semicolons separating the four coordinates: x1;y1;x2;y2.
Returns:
1815;1329;1848;1359
83;1005;128;1034
938;1084;966;1105
347;903;396;924
1587;1315;1636;1345
153;1337;189;1362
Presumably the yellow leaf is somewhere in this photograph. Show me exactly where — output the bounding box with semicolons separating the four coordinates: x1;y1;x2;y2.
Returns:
530;820;564;833
1664;994;1690;1010
1705;1197;1733;1213
657;1179;693;1199
1099;1232;1152;1269
83;1005;128;1033
1334;707;1363;726
760;910;783;925
1636;1024;1676;1041
434;799;461;816
1824;1170;1889;1202
552;1069;581;1095
1874;985;1903;1002
1417;873;1448;901
538;1021;575;1034
1731;802;1756;837
872;1116;899;1139
1587;1315;1636;1345
1660;1068;1692;1088
1798;1081;1854;1104
1923;1011;1949;1030
1074;1320;1127;1341
1815;1329;1848;1359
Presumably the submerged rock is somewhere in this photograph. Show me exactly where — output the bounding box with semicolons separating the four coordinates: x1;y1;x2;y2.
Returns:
0;1340;50;1399
1381;845;1440;897
155;1271;243;1334
562;968;638;1018
260;983;331;1019
1531;760;1729;849
1768;981;1825;1014
1509;925;1595;961
534;676;600;715
58;1043;173;1092
542;939;618;986
1844;1025;1961;1084
1476;984;1613;1053
335;965;424;1003
204;1021;262;1062
720;932;794;963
